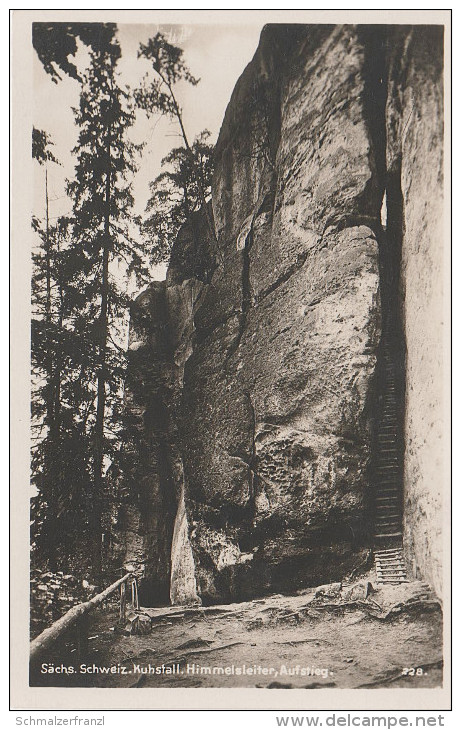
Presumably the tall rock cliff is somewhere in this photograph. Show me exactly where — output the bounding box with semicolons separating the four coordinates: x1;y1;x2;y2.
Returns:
115;24;445;604
385;26;445;598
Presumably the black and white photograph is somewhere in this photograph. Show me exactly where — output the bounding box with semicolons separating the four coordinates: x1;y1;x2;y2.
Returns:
10;8;451;712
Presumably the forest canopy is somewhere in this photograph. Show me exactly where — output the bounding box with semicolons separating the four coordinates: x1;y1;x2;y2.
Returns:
31;22;215;580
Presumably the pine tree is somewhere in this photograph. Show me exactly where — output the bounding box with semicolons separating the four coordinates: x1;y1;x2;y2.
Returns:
31;129;67;569
31;205;96;570
135;33;217;243
66;28;149;575
143;130;214;264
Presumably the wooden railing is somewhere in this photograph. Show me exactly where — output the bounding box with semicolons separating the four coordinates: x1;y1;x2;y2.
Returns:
30;572;138;663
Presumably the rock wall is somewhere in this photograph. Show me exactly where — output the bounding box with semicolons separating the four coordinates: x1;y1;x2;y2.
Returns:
119;24;445;604
385;26;445;598
111;283;178;606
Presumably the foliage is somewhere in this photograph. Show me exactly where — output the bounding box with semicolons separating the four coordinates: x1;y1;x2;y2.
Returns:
32;127;60;165
32;22;117;83
31;214;94;567
31;25;150;577
144;131;214;264
30;569;100;638
31;24;210;580
134;33;199;115
63;31;150;574
135;33;217;246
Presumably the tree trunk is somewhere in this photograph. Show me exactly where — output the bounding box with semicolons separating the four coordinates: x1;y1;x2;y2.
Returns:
44;168;58;572
92;132;111;577
44;169;54;428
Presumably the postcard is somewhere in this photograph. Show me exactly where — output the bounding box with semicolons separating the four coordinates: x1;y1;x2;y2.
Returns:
10;8;451;712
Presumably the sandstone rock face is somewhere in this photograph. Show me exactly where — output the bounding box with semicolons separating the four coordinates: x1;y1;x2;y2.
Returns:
178;26;383;602
385;27;445;598
111;283;178;606
119;24;445;604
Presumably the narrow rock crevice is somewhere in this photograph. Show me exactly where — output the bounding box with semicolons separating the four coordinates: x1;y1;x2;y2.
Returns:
353;28;407;556
372;160;407;551
358;26;389;213
226;182;274;361
225;228;254;361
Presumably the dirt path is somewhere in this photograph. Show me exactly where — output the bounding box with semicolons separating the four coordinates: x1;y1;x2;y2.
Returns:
31;575;443;690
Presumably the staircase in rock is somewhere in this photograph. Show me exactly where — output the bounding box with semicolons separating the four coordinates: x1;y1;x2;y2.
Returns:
374;330;408;584
375;547;407;584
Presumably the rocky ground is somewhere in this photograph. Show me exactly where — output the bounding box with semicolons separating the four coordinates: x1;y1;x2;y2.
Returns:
31;573;443;690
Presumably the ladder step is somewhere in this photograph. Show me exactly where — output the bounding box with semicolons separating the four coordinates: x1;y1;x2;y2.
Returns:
377;569;406;574
376;519;402;524
377;579;409;585
376;566;405;571
377;559;405;565
376;547;403;552
376;556;403;561
376;557;404;563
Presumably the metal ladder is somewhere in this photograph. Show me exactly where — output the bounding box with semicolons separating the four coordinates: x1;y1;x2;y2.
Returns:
373;328;408;584
375;546;408;584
